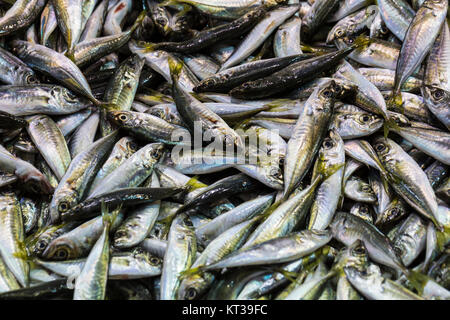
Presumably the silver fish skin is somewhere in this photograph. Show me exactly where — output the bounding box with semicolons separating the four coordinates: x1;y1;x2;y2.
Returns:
308;129;345;230
0;254;21;293
178;217;261;300
103;0;132;36
344;176;377;204
26;114;71;180
73;210;112;300
344;264;423;300
274;16;302;57
0;46;38;85
89;136;138;193
242;176;323;249
35;247;161;280
220;6;298;70
107;110;190;145
393;214;427;266
80;0;109;42
421;21;450;129
330;211;407;273
196;194;274;247
11;41;99;105
80;0;99;32
284;79;337;197
113;172;161;248
55;108;94;136
337;37;400;70
0;144;53;194
359;68;422;92
0;193;29;287
40;2;58;45
42;211;124;261
344;139;385;172
327;6;379;44
87;143;164;198
129;40;199;92
393;0;448;96
330;103;384;139
391;122;450;165
69;111;100;158
0;85;90;116
327;0;372;22
0;0;46;36
49;131;118;223
160;213;196;300
368;170;391;216
182;54;219;80
334;60;389;120
52;0;83;56
372;137;441;228
204;230;332;269
377;0;414;41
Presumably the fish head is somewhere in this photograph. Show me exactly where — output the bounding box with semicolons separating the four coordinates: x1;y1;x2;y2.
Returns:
107;110;133;127
318;129;345;166
21;169;54;195
51;86;91;109
334;239;369;273
177;273;211;300
9;40;30;57
422;85;450;115
193;77;217;93
42;237;79;261
49;190;78;224
17;69;39;85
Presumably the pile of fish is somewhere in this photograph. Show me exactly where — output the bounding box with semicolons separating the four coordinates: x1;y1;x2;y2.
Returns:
0;0;448;300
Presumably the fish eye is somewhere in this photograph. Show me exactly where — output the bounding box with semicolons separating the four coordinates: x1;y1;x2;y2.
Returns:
432;88;445;101
118;113;129;122
149;256;160;265
184;217;193;227
347;38;354;44
55;248;69;260
127;141;138;151
360;206;368;214
185;287;197;300
322;89;333;98
28;182;40;194
390;207;400;216
323;138;334;149
26;74;38;84
270;167;283;179
37;240;47;249
58;201;70;213
361;115;370;122
361;185;371;192
151;149;162;159
156;17;167;25
335;29;344;37
352;244;366;255
374;143;386;152
380;26;389;34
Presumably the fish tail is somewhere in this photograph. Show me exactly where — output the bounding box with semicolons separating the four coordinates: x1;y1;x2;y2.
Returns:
65;50;76;63
13;240;33;262
352;34;371;50
101;202;121;229
158;0;179;7
179;266;203;278
186;175;208;190
168;56;183;82
131;10;148;33
406;270;428;296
